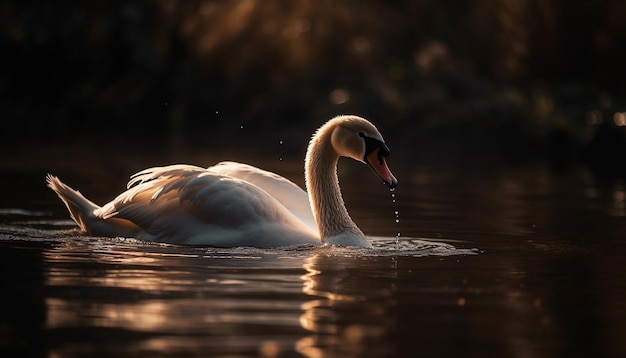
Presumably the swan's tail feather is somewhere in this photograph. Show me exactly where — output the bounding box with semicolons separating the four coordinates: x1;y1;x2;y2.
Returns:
46;174;100;231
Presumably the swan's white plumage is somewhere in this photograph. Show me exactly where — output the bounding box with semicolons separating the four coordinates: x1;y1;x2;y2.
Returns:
90;164;318;247
47;115;397;248
206;161;316;232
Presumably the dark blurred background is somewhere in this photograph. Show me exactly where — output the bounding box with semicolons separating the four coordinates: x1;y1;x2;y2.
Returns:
2;0;626;169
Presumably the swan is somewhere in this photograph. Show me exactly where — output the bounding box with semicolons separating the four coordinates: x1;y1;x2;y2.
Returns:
46;115;398;248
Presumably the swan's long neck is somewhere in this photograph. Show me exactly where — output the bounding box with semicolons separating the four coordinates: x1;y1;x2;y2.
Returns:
305;127;370;247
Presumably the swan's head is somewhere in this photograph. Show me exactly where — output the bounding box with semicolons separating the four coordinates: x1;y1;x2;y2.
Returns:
329;115;398;189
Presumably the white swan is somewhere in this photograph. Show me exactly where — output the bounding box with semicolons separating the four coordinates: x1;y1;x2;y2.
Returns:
47;115;398;248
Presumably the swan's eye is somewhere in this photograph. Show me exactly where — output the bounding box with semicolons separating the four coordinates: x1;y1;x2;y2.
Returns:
358;132;365;138
361;134;389;161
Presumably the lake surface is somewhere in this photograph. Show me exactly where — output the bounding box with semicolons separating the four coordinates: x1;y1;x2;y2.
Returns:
1;150;625;357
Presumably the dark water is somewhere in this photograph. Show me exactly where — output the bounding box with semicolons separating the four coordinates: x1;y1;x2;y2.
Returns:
1;153;626;357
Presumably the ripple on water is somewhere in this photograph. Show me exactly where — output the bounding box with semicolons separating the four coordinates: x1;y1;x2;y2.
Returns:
0;221;479;259
322;236;479;258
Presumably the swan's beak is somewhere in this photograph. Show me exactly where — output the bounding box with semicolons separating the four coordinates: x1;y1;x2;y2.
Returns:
365;148;398;189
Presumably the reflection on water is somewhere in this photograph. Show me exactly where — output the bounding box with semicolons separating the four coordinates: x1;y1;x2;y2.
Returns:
35;237;311;356
0;224;476;357
1;160;626;357
297;252;397;357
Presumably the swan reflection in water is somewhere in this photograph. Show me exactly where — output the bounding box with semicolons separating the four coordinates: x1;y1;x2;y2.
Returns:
297;250;398;357
41;235;401;356
42;237;305;355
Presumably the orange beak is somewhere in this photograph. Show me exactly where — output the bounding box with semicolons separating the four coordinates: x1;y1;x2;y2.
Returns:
365;148;398;189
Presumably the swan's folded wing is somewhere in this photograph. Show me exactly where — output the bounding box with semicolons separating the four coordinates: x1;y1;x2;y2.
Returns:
207;161;317;232
94;164;209;222
93;166;317;243
126;164;208;189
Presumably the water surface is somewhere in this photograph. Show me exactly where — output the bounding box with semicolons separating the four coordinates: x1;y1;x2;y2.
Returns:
1;155;625;357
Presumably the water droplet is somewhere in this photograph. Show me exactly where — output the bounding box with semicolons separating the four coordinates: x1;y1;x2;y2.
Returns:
240;125;244;130
165;102;168;106
279;157;283;161
389;188;396;192
390;191;400;246
279;140;284;145
215;110;219;114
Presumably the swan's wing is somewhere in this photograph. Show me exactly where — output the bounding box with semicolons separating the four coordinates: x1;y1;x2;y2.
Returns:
207;161;317;232
126;164;206;189
94;164;209;224
93;165;318;246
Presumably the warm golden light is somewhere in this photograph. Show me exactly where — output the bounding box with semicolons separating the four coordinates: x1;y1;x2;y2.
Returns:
259;340;281;357
296;254;396;357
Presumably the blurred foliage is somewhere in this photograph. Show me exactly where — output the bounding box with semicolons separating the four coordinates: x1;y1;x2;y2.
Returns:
1;0;626;165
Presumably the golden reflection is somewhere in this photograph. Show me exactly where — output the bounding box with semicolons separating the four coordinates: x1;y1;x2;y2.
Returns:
259;340;281;358
42;240;324;356
42;242;214;343
47;264;194;293
46;298;169;330
297;253;396;358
